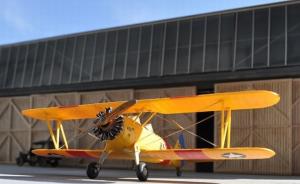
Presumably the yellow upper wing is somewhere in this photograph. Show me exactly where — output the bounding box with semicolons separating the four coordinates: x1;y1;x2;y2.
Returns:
22;90;279;121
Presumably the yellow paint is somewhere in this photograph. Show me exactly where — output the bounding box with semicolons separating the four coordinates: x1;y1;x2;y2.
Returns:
201;147;275;160
32;147;275;161
105;116;166;157
24;90;280;165
142;113;156;127
47;121;58;149
56;121;60;148
46;120;69;149
227;110;231;148
220;109;224;147
59;122;69;149
22;90;280;121
220;109;232;148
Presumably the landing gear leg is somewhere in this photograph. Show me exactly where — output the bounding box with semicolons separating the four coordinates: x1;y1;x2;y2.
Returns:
86;151;109;179
134;145;149;181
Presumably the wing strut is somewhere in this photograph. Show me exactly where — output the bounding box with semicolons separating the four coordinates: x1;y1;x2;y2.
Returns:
142;113;157;127
220;109;231;148
47;120;69;149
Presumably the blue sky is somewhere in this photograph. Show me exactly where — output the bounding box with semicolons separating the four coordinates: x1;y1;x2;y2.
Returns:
0;0;284;45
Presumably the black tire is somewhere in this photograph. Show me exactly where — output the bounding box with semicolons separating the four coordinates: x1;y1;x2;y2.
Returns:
136;162;148;181
16;157;24;166
49;159;59;167
87;162;99;179
176;167;182;177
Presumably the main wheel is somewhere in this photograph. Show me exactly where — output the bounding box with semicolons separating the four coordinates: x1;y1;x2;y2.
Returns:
176;167;182;177
136;162;148;181
87;162;100;179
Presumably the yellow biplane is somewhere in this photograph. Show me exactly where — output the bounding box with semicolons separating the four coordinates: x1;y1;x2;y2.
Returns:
22;90;279;181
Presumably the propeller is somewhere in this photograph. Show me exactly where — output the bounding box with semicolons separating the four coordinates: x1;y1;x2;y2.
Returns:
90;100;137;142
59;100;137;148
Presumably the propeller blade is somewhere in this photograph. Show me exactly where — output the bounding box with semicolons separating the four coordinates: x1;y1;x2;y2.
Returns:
94;99;137;127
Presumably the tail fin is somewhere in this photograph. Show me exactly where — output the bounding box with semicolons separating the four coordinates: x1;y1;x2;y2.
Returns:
175;133;186;149
172;133;186;168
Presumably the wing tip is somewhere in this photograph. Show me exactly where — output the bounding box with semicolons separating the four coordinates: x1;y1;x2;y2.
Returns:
255;90;280;106
259;147;276;159
244;90;280;108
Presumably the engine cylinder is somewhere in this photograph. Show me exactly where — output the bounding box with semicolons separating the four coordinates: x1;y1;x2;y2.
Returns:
91;109;124;142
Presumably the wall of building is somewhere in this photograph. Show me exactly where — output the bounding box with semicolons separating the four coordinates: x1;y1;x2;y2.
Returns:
1;78;300;175
0;86;196;170
1;1;300;97
214;78;300;175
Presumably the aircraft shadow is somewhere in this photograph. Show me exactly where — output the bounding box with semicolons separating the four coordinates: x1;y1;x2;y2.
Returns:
0;172;218;184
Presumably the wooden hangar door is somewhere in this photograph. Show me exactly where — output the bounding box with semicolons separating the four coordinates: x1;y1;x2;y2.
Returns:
214;79;292;175
135;86;197;171
0;86;197;171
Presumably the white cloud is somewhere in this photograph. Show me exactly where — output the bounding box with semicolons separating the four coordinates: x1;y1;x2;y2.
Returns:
0;0;33;33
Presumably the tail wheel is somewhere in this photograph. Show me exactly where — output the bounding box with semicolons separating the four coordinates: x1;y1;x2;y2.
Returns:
176;167;182;177
136;162;148;181
87;162;100;179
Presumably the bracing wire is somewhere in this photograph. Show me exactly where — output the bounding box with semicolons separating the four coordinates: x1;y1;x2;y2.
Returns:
59;112;219;149
156;114;217;147
59;121;99;149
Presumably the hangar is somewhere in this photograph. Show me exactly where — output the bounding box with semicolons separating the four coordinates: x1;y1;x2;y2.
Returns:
0;0;299;175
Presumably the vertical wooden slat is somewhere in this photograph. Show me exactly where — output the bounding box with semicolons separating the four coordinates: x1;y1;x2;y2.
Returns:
292;79;300;175
214;79;292;175
78;89;134;168
0;87;196;170
0;80;298;175
135;86;196;171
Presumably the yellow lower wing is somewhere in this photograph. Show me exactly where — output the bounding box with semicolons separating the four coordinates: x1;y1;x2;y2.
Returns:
140;147;275;161
32;149;131;160
32;147;275;162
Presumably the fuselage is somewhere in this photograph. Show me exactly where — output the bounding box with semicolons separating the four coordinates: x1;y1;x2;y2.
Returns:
105;116;167;162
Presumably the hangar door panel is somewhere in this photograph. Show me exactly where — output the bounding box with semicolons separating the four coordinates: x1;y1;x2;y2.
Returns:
0;86;196;171
135;86;196;171
0;97;31;163
214;79;292;175
77;89;134;169
292;79;300;175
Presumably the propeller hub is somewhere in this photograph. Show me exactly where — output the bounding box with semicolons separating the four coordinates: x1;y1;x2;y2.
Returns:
91;107;124;142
